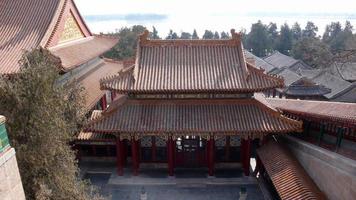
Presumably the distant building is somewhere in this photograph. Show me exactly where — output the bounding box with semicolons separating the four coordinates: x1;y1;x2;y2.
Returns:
0;116;25;200
0;0;121;111
263;51;313;72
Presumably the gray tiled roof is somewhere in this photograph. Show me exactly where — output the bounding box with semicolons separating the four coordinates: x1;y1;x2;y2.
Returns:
311;71;352;99
333;62;356;82
264;51;312;71
244;50;277;72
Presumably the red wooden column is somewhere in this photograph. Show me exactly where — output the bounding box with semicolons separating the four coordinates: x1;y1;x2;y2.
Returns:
167;136;175;176
131;137;139;176
116;137;124;176
241;138;251;176
101;95;107;110
207;137;215;176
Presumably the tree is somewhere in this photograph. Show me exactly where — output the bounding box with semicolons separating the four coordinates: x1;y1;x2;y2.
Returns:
202;30;214;39
220;31;230;39
302;21;318;38
267;22;278;49
151;26;160;39
245;20;271;57
104;25;145;60
180;32;192;39
291;22;302;42
0;49;103;200
292;37;332;68
213;31;220;39
277;23;293;55
166;30;179;39
192;29;199;39
323;21;353;53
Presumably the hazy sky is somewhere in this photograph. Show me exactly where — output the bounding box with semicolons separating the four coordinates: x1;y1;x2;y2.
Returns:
75;0;356;35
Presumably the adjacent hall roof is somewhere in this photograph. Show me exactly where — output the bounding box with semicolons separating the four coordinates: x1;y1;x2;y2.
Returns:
85;98;302;136
244;50;277;73
264;51;312;71
267;98;356;126
333;62;356;82
78;59;122;110
100;30;284;94
257;139;325;200
0;0;117;74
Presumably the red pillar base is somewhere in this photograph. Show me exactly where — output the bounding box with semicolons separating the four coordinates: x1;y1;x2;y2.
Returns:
241;139;251;176
167;137;175;176
208;138;215;176
116;138;124;176
131;138;139;176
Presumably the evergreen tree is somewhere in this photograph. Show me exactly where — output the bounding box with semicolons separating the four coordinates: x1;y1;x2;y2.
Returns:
166;30;179;39
192;29;199;39
0;49;103;200
267;22;278;49
213;31;220;39
180;32;192;39
151;26;160;39
302;21;318;38
292;37;332;68
245;20;271;57
220;31;230;39
277;23;293;55
291;22;302;42
202;30;214;39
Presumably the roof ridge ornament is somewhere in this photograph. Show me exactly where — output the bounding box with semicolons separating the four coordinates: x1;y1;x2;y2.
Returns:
139;30;150;44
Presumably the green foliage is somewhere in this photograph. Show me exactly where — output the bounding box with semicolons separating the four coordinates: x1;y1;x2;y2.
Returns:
180;32;192;39
291;22;302;42
151;26;160;39
0;49;104;200
292;37;332;68
192;29;199;39
277;23;293;55
220;31;230;39
245;20;271;56
213;31;220;39
203;30;214;39
323;21;354;53
302;21;318;38
166;30;179;39
267;22;278;49
103;25;146;60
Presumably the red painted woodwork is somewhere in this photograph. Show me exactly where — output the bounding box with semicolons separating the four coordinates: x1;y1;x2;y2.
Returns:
241;139;251;176
167;137;174;176
131;139;139;176
207;139;215;176
101;95;107;110
116;138;124;176
152;136;157;161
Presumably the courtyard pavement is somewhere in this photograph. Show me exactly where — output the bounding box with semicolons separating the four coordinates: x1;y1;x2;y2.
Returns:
81;162;267;200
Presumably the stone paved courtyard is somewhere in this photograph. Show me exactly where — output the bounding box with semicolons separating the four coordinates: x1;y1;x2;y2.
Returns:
82;162;266;200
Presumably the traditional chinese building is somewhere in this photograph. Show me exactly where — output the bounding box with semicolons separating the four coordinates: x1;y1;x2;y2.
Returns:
0;0;121;110
77;30;302;177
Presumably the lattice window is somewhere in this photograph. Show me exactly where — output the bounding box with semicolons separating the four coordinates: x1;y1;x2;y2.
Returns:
215;136;226;147
140;136;152;147
155;136;166;147
230;136;241;147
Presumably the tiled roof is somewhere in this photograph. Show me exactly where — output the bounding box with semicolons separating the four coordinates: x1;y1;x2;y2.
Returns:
264;51;299;68
99;30;284;94
85;98;302;136
333;62;356;82
49;36;119;71
244;50;277;72
264;51;312;72
284;78;331;96
0;0;62;74
267;98;356;125
257;139;325;200
0;0;116;74
77;110;115;141
311;71;352;99
78;59;122;110
275;68;302;86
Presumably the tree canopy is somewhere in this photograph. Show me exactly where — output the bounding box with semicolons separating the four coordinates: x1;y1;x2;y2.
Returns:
0;49;103;200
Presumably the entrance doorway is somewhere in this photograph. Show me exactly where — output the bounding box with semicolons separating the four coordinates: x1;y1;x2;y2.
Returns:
175;136;207;167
